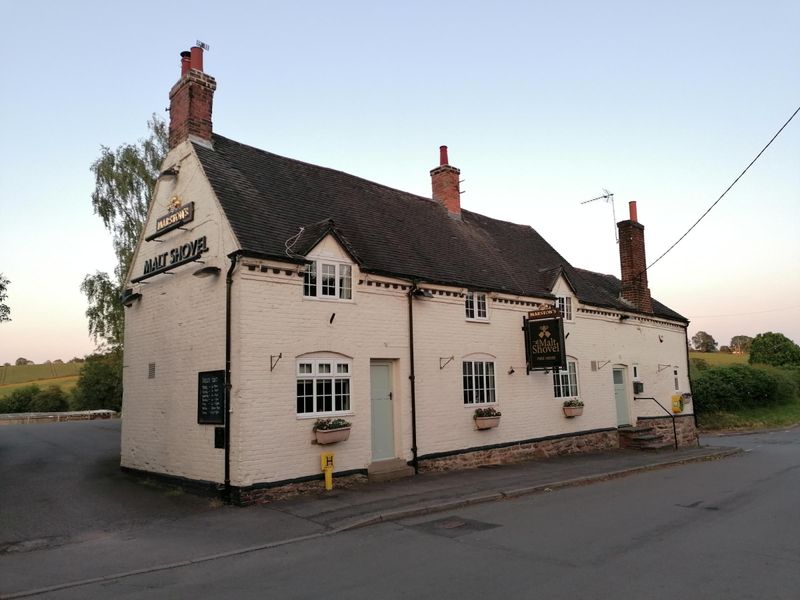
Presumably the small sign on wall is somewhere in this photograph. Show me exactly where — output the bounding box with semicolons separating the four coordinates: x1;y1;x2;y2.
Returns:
198;370;225;425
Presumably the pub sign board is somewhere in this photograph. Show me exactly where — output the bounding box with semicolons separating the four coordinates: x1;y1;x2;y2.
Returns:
524;307;567;372
145;197;195;241
198;370;225;425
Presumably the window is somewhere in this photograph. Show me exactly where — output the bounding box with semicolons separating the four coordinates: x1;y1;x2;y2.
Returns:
556;296;573;320
673;367;679;391
553;360;579;398
303;261;352;300
632;364;639;380
296;358;351;415
465;291;488;320
463;360;496;404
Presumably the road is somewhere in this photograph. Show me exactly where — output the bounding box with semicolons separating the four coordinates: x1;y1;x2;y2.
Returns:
1;423;798;599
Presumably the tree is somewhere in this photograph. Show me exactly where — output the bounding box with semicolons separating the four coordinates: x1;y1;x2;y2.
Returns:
749;332;800;367
730;335;753;354
15;357;33;366
70;352;123;411
691;331;718;352
82;115;168;351
719;346;731;353
0;273;10;323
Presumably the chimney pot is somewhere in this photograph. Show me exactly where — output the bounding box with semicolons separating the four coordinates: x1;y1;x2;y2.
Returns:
439;145;449;166
180;51;191;76
190;46;204;72
629;200;638;222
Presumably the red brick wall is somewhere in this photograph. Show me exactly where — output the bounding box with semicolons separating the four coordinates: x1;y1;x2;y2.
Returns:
618;219;653;313
168;70;217;149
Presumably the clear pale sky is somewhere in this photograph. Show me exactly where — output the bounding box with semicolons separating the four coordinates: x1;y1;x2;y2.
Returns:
1;0;798;364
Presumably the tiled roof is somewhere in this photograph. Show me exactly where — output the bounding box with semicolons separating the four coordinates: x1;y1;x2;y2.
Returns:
194;134;687;323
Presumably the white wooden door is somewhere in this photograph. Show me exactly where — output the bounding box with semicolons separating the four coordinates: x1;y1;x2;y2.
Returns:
613;368;630;426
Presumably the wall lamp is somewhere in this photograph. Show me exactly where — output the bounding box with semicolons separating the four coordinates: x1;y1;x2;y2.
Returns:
193;266;221;278
121;291;142;307
412;288;433;298
158;166;179;180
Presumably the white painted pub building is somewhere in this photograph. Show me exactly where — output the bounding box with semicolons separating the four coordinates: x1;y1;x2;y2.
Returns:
121;47;697;502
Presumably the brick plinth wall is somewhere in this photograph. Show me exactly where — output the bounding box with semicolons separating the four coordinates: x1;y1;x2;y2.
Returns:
418;429;619;473
637;415;698;448
233;473;368;506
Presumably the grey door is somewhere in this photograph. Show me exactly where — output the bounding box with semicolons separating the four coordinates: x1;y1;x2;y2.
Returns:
613;368;629;426
370;362;394;461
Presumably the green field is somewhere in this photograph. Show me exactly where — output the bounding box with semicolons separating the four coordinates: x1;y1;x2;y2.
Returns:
689;351;748;366
0;363;83;400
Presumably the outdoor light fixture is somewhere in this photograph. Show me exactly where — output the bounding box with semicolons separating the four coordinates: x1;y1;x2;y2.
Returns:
412;288;433;298
121;292;142;307
193;266;221;278
508;367;515;375
158;166;179;180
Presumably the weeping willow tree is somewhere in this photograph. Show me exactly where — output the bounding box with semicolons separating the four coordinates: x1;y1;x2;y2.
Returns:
82;116;168;350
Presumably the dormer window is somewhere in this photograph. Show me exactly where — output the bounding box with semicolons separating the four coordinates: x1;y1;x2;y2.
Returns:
556;296;573;321
303;261;352;300
465;291;488;321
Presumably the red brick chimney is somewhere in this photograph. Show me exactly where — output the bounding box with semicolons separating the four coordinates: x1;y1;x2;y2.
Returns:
430;146;461;217
617;201;653;313
168;46;217;149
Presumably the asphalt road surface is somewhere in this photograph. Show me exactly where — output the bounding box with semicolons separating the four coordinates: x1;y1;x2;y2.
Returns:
1;422;798;599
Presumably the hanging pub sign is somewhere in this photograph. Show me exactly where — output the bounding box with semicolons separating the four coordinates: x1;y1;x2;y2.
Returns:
145;196;195;241
524;306;567;373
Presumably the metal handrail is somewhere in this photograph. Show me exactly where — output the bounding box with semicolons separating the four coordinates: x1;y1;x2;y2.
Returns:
634;396;678;450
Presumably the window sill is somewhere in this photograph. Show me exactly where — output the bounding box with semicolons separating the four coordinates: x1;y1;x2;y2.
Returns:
465;318;491;324
297;412;354;420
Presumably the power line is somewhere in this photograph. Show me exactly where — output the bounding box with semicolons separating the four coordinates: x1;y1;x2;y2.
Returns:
645;103;800;274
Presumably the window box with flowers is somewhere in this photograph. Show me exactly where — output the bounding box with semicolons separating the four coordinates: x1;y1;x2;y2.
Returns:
474;407;501;430
313;418;352;444
562;399;584;418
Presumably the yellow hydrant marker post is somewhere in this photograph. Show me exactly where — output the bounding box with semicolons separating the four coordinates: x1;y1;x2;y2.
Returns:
320;452;335;491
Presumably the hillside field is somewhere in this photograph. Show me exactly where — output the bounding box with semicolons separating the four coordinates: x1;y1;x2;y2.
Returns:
689;351;748;367
0;363;83;400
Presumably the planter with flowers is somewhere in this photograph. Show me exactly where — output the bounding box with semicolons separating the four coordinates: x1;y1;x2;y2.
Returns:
313;418;352;444
474;407;501;430
562;399;584;418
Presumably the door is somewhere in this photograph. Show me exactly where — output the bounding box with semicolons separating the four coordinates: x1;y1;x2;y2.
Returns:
370;362;395;461
613;368;630;426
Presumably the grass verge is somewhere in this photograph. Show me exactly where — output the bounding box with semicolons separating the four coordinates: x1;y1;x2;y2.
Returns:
697;399;800;431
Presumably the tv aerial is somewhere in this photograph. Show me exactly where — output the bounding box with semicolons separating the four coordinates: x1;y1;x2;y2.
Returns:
581;189;618;243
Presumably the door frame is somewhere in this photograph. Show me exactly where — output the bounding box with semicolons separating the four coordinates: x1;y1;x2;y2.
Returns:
370;360;396;461
613;365;631;427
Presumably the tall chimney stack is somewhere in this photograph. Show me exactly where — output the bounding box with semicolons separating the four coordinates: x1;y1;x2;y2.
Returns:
430;145;461;217
617;201;653;313
168;46;217;150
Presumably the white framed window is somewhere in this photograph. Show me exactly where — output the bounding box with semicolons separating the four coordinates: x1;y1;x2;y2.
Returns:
303;261;352;300
553;359;579;398
673;367;679;391
556;296;573;321
296;358;352;415
463;360;496;404
465;291;488;321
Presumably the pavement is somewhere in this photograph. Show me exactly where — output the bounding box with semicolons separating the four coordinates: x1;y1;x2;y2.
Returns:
0;435;741;599
271;443;742;531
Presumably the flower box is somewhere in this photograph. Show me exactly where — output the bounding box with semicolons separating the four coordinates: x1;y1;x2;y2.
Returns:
314;427;351;445
474;416;501;430
562;406;583;418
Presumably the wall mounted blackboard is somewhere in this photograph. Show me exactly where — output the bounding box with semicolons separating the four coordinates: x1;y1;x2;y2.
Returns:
198;370;225;425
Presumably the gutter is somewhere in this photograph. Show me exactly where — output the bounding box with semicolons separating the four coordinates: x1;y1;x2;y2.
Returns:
224;251;241;501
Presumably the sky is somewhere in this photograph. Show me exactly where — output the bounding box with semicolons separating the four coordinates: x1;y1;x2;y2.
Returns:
0;0;798;364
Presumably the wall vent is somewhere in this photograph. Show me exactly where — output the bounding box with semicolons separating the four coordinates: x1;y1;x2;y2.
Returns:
148;362;156;379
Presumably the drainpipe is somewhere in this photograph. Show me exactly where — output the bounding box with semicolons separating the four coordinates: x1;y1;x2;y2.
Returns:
684;326;699;446
407;284;420;473
224;252;240;501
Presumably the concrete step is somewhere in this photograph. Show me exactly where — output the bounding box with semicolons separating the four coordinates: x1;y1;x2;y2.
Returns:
368;458;415;483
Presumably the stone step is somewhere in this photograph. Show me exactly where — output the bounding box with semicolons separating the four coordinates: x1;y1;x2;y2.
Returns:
368;458;415;483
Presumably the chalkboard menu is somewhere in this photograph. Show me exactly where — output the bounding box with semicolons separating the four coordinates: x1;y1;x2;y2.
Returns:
198;370;225;425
